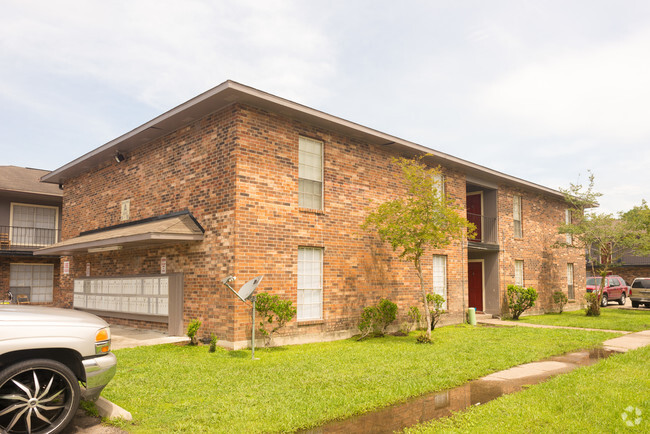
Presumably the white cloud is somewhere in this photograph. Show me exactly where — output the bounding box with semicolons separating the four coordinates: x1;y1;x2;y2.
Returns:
0;0;337;110
477;26;650;143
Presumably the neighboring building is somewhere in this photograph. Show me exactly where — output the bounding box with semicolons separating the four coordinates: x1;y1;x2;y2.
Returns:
587;250;650;286
0;166;62;304
38;81;584;348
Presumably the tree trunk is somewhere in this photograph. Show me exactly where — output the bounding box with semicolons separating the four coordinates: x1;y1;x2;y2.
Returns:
417;259;432;338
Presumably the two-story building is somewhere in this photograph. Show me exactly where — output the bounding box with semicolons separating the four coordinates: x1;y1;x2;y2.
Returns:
1;166;62;304
38;81;584;348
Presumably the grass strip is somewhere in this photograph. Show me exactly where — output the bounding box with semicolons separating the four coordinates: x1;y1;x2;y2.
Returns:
405;344;650;433
516;308;650;332
102;325;613;433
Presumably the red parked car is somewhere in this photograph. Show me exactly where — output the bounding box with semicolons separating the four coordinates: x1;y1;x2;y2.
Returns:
586;275;629;307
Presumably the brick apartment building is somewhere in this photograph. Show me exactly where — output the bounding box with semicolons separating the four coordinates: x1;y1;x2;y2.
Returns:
38;81;584;348
1;166;62;304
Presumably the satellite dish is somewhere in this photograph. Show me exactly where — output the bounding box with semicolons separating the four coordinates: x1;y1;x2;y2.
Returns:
221;274;265;360
236;276;263;302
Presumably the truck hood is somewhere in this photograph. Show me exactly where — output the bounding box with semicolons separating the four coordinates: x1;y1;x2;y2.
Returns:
0;305;108;328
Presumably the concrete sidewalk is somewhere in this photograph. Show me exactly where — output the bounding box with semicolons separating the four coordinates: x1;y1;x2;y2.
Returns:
476;319;650;383
477;317;632;335
111;324;189;350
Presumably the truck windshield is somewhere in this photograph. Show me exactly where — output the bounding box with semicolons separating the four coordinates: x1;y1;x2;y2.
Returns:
632;279;650;289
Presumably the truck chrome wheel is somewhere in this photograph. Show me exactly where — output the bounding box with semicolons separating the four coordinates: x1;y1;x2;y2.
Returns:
0;359;80;434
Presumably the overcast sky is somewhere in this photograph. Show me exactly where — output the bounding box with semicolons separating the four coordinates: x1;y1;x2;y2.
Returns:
2;1;649;213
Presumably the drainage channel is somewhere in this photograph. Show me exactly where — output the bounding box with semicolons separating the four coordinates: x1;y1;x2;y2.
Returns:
301;348;616;434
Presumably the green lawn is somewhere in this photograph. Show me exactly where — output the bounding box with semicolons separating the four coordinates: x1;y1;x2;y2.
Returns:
405;344;650;433
516;308;650;332
102;325;613;433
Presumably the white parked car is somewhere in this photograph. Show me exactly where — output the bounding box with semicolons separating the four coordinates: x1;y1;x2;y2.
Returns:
0;305;117;434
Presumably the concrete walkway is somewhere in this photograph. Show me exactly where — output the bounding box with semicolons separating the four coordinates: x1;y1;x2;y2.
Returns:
477;316;632;334
111;325;189;350
475;317;650;381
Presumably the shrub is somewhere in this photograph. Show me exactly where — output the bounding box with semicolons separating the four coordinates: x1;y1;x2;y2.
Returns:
507;285;538;320
187;319;201;345
552;290;569;313
255;292;297;346
209;334;218;353
584;292;600;316
357;298;398;339
426;293;446;331
358;306;379;340
407;306;422;331
375;299;398;334
415;332;432;344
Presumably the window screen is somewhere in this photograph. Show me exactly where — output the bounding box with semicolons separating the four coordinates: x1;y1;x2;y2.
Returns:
298;137;323;210
297;247;323;320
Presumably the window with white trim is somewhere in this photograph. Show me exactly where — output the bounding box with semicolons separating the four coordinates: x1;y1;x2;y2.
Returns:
432;255;447;309
10;203;58;246
514;260;524;286
432;173;445;200
565;209;573;244
297;247;323;321
10;263;54;303
298;136;323;210
513;195;522;238
567;263;575;300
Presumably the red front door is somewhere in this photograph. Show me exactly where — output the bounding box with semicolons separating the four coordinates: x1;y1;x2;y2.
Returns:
466;193;482;242
468;261;483;311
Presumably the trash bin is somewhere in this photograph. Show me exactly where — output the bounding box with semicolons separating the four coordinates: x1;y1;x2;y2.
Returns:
467;307;477;326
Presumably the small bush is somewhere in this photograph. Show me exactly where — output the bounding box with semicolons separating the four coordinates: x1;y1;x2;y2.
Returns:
415;332;432;344
209;334;218;352
375;299;398;334
584;292;600;316
426;293;446;331
255;292;297;346
357;298;398;339
408;306;422;331
358;306;379;339
552;290;569;313
507;285;538;320
187;319;201;345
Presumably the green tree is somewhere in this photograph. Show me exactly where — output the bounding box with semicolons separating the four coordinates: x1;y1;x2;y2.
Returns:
255;292;296;346
621;200;650;255
362;156;474;339
558;173;638;315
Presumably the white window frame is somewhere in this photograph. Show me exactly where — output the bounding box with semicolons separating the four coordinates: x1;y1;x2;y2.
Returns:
432;173;445;200
565;209;573;244
9;203;59;246
514;260;524;287
298;136;324;210
513;195;522;238
297;247;323;321
567;263;575;300
432;255;447;309
10;263;54;303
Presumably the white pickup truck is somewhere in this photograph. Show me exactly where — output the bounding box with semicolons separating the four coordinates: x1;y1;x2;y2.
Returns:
0;305;117;434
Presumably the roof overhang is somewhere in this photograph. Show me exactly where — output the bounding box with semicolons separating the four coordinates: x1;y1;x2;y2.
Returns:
41;80;564;199
35;211;204;256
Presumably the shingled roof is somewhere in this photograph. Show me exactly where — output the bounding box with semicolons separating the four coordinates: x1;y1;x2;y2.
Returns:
0;166;62;197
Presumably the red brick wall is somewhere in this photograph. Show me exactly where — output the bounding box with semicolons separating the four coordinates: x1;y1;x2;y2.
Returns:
498;187;585;314
57;102;585;345
59;106;240;341
605;266;650;287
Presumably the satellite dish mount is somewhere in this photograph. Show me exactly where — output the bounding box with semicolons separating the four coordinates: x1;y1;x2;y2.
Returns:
222;275;264;360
